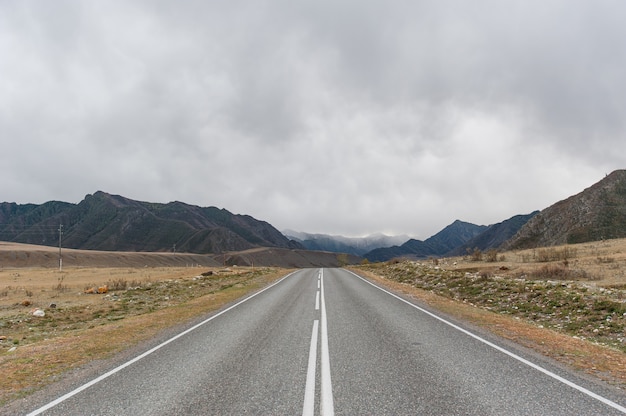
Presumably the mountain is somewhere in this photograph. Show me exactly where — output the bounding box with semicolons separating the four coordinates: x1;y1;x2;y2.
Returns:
364;220;487;262
504;170;626;249
447;212;539;256
282;230;409;256
0;191;303;254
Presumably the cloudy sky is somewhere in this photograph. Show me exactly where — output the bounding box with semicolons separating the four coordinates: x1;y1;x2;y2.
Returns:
1;1;625;239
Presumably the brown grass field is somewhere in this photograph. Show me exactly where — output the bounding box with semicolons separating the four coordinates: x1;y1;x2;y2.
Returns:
2;239;626;406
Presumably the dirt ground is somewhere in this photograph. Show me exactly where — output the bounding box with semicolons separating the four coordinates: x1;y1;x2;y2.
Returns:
0;265;212;319
0;241;221;269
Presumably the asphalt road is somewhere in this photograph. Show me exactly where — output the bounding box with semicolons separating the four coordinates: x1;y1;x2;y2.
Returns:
21;268;626;415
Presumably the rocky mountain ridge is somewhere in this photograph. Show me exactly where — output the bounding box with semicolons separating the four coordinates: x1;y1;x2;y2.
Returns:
282;230;409;256
505;170;626;249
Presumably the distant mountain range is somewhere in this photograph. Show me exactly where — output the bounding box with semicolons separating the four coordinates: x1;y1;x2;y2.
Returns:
287;215;534;263
1;169;624;262
0;191;302;254
363;220;488;262
282;230;409;256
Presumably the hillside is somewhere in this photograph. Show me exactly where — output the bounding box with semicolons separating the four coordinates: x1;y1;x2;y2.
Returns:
0;192;302;254
365;220;487;262
283;230;409;256
0;242;359;269
505;170;626;249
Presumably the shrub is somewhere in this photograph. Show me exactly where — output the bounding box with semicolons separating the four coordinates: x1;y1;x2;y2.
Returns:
467;247;482;261
336;253;349;267
54;275;69;292
596;256;615;264
519;252;532;263
485;249;498;262
536;247;577;262
529;264;593;280
107;278;128;291
593;299;626;314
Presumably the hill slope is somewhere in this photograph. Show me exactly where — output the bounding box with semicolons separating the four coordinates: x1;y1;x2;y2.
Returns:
448;212;539;255
505;170;626;249
0;192;302;254
0;242;359;269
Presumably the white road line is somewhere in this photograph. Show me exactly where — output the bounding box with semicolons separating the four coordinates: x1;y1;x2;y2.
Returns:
26;271;300;416
320;269;335;415
302;320;319;416
318;279;321;289
345;269;626;414
315;290;320;310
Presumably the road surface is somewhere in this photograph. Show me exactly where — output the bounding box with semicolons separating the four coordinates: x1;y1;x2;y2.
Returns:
21;268;626;415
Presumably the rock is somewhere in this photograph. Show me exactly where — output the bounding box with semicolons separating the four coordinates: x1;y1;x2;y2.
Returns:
32;309;45;317
8;346;17;352
49;303;57;308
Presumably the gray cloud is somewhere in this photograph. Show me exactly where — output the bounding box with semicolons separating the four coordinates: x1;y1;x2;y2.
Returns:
1;1;625;239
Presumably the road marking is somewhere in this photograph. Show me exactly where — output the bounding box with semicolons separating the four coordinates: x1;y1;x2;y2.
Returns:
26;271;300;416
318;279;321;289
320;269;335;415
345;269;626;414
302;320;319;416
315;290;320;310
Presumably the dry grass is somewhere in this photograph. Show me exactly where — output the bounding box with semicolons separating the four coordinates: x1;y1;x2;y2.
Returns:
0;265;288;405
481;238;626;284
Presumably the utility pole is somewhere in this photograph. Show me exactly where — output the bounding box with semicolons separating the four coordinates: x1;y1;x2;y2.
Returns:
58;224;63;271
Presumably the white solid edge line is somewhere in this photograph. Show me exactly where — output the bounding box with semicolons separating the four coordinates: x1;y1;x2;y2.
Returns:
302;320;319;416
26;270;300;416
344;269;626;414
315;291;320;310
320;269;335;416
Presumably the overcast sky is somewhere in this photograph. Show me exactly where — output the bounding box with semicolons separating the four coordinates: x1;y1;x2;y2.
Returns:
1;1;625;239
